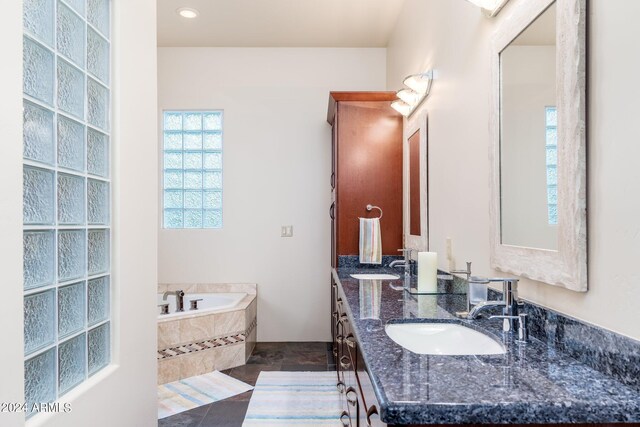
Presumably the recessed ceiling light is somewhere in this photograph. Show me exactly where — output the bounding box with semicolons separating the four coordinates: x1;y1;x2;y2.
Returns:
176;7;199;19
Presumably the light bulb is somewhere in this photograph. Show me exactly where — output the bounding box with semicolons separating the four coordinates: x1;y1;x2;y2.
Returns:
402;72;432;95
397;89;422;106
391;100;412;117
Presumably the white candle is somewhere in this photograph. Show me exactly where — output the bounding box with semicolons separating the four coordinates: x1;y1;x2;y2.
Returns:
418;252;438;293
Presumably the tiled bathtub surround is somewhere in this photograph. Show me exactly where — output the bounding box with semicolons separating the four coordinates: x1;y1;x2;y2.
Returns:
157;284;257;384
158;282;258;295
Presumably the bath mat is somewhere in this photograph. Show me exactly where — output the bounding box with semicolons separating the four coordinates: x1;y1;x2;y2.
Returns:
242;371;342;426
158;371;253;419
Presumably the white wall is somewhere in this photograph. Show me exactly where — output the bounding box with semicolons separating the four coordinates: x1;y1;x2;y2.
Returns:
387;0;640;340
158;48;386;341
501;46;557;250
0;1;159;426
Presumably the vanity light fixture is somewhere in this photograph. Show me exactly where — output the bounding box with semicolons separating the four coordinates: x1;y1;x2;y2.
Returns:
397;88;423;106
465;0;510;17
403;72;432;95
390;100;413;117
391;70;433;117
177;7;200;18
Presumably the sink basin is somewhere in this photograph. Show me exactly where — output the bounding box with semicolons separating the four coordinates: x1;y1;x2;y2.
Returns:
350;274;400;280
385;322;506;355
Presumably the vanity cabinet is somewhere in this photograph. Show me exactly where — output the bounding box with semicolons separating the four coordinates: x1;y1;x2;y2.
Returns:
327;92;403;267
333;279;384;427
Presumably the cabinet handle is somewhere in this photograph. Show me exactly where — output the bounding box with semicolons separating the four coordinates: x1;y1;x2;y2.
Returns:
331;172;336;189
340;314;348;323
345;387;358;406
337;381;346;394
345;334;356;349
340;410;350;427
332;311;339;320
340;356;351;370
330;202;335;220
336;335;344;345
366;405;379;426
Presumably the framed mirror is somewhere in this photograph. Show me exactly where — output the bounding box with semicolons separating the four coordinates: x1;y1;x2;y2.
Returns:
404;110;429;251
489;0;587;291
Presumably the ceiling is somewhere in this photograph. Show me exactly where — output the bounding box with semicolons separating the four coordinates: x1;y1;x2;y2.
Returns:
511;3;556;46
157;0;406;47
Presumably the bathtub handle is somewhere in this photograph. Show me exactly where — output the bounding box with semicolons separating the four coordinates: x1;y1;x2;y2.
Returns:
189;299;203;310
159;303;169;315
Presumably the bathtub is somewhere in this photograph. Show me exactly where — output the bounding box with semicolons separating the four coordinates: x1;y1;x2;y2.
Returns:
157;285;258;384
158;292;247;319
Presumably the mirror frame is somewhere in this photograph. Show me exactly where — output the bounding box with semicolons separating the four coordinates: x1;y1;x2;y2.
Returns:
489;0;587;292
404;109;429;251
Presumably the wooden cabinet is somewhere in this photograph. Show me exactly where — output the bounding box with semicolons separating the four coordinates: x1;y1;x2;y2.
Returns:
333;279;384;427
328;91;402;426
327;92;403;267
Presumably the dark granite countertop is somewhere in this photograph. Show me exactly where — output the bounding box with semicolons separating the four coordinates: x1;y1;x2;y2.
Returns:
333;266;640;425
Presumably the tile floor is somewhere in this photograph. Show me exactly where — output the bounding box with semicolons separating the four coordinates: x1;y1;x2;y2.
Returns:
158;342;335;427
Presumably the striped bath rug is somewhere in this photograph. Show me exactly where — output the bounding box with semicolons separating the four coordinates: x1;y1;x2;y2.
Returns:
158;371;253;419
242;371;342;426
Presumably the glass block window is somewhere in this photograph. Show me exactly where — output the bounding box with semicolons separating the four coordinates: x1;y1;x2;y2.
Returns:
163;111;224;229
22;0;111;415
545;106;558;225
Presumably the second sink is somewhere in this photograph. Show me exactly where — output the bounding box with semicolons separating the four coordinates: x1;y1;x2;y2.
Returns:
385;322;506;356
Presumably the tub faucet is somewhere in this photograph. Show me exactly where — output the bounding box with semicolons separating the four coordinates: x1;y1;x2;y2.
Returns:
162;290;185;312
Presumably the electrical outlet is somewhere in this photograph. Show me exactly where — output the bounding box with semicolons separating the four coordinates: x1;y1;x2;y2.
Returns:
281;226;293;237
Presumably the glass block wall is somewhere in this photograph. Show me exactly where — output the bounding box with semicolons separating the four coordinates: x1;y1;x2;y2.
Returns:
545;106;558;225
163;111;224;229
22;0;111;413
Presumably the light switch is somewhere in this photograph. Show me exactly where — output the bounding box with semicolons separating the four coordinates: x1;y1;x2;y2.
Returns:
281;225;293;237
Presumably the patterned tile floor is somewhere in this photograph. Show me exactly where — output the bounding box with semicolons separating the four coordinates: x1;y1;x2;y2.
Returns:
158;342;335;427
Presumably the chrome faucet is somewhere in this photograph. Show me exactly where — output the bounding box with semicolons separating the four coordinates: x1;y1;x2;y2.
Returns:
490;313;530;344
389;248;415;277
466;279;520;332
162;290;185;312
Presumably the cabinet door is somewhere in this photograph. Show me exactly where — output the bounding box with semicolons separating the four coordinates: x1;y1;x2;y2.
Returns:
335;101;403;257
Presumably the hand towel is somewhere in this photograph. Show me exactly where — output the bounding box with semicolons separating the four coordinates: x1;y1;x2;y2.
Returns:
359;279;382;319
359;217;382;264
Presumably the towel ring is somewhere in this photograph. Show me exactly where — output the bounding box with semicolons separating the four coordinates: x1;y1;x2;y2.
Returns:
366;204;383;219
